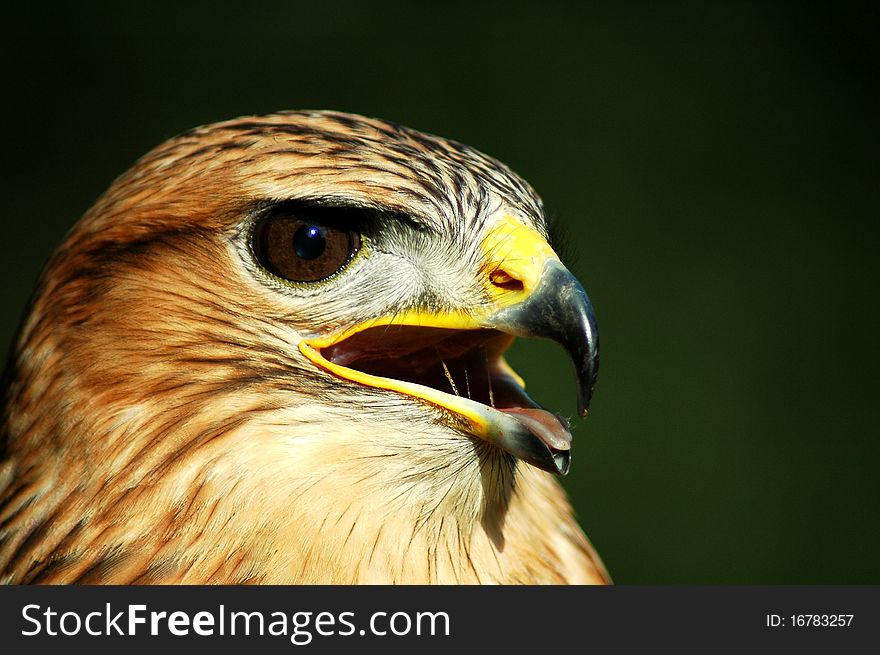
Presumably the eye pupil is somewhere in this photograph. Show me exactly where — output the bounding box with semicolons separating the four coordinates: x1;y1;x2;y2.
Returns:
294;225;326;260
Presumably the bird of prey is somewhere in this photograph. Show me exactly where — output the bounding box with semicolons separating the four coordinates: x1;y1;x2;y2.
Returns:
0;110;607;584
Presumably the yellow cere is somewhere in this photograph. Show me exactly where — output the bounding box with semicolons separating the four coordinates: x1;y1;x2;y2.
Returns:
480;215;560;300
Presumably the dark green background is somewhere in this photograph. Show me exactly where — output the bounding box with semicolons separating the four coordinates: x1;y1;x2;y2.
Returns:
3;2;876;583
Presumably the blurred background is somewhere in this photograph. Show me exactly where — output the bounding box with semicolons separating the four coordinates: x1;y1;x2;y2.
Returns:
2;2;876;583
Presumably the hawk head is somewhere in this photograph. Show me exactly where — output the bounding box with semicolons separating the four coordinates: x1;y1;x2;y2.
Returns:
0;111;606;583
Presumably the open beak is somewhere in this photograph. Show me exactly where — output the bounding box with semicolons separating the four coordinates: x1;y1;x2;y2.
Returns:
299;216;599;475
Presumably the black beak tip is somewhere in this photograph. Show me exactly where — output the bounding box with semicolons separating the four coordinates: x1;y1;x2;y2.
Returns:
574;340;599;417
576;389;590;418
576;367;598;418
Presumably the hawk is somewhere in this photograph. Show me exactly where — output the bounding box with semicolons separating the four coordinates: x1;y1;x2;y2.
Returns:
0;111;607;584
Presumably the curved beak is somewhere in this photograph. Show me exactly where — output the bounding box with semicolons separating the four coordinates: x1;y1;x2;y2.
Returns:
487;259;600;418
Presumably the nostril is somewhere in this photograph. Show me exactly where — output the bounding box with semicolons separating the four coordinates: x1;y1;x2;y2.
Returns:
490;269;525;292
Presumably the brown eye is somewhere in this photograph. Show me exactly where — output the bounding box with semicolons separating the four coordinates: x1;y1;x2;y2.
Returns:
254;213;361;282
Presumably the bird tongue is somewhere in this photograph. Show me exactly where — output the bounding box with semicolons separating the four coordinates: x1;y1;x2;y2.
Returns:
499;407;572;451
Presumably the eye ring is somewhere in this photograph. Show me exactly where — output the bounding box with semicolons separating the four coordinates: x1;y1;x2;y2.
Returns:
252;210;361;283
